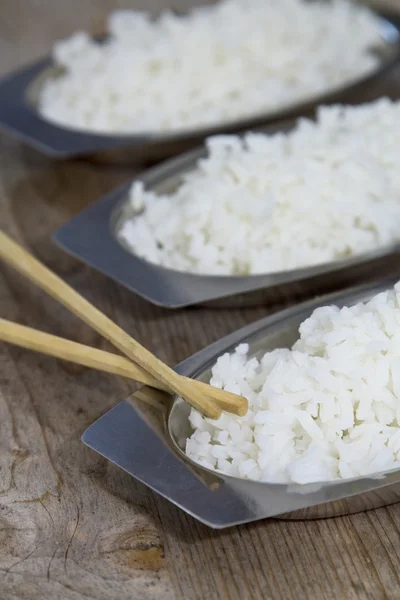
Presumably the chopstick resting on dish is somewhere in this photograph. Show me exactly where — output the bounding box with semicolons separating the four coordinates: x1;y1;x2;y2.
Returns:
0;318;245;416
0;231;248;419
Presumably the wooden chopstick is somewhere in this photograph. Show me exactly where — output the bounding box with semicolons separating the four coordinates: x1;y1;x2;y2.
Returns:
0;318;247;416
0;232;248;419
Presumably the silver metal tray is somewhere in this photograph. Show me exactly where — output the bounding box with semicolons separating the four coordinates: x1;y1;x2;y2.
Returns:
54;137;400;309
0;7;399;163
82;279;400;528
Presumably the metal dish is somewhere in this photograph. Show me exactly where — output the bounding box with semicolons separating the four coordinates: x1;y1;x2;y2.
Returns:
54;136;400;309
0;7;399;163
83;279;400;528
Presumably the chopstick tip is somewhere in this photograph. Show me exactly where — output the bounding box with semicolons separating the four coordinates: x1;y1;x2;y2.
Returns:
236;397;249;417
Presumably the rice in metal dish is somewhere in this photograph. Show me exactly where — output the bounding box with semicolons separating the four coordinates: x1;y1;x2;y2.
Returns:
186;283;400;484
39;0;382;133
120;99;400;275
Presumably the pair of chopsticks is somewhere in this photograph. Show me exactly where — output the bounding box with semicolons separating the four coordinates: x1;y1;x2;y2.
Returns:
0;231;248;419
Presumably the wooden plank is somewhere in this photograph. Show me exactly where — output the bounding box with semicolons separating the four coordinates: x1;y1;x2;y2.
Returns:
1;1;400;598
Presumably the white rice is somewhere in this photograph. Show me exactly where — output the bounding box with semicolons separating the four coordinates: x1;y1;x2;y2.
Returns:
39;0;382;134
186;282;400;484
119;99;400;275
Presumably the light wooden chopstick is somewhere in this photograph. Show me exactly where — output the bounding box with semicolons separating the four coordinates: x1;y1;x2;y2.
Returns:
0;232;248;419
0;318;246;416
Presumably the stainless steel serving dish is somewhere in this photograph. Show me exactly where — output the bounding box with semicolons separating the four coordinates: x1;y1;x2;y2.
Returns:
83;279;400;528
0;6;399;163
54;133;400;308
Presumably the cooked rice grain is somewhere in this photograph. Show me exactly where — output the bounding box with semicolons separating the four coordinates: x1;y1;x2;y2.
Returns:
39;0;382;133
120;99;400;275
186;283;400;484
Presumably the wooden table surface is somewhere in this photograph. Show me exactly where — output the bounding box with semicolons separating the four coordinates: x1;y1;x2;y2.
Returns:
2;1;400;599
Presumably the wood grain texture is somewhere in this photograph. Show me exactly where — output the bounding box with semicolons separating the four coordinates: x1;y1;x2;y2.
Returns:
1;1;400;599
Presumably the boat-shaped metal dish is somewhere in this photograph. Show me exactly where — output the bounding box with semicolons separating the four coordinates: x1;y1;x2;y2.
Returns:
54;136;400;308
83;279;400;528
0;7;399;163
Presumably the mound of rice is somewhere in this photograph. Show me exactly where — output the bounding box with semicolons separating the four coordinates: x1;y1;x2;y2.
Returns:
39;0;382;133
186;283;400;484
119;99;400;275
